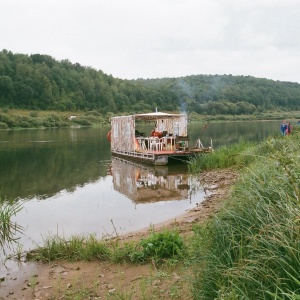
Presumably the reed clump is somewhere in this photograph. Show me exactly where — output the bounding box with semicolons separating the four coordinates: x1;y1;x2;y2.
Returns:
191;132;300;299
0;197;23;253
189;140;258;172
30;228;186;265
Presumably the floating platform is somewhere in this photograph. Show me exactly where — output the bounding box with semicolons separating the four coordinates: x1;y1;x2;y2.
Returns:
108;112;212;166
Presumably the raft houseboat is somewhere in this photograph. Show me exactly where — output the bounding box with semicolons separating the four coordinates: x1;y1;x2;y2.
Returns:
107;112;212;166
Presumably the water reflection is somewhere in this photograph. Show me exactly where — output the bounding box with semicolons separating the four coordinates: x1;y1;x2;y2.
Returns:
110;158;202;203
0;128;110;200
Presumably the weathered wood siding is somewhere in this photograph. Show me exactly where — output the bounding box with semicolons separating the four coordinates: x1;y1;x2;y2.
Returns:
111;115;135;151
155;115;187;136
110;114;188;152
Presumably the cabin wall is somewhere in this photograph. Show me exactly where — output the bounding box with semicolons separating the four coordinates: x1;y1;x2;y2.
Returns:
179;115;188;136
111;114;188;152
155;116;187;136
111;116;135;151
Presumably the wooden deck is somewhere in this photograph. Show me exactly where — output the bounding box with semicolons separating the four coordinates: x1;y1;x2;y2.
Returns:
112;147;211;165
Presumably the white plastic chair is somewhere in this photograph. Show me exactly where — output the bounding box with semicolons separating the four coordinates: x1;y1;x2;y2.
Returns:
149;137;163;151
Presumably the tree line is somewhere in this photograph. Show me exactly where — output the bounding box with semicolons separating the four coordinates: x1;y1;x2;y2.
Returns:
1;49;300;115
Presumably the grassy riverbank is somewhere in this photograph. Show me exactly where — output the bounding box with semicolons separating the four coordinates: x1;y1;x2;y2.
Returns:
0;109;110;129
189;127;300;299
0;108;299;129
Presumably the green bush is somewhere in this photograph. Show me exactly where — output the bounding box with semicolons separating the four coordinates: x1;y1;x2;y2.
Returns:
85;110;100;116
28;118;43;128
58;121;70;128
42;121;51;127
131;229;185;264
0;113;16;127
29;111;38;117
0;122;8;129
73;118;91;126
18;120;31;128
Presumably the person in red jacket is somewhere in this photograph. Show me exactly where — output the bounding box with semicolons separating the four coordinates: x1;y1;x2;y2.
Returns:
286;122;292;135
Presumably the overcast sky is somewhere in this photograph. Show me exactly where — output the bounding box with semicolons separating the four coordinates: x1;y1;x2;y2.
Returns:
1;0;300;83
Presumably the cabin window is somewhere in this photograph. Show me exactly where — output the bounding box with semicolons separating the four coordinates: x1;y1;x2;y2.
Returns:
125;123;131;137
173;122;180;135
113;123;118;138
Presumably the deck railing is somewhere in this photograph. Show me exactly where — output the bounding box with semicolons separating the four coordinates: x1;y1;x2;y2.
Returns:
136;136;181;151
112;148;155;162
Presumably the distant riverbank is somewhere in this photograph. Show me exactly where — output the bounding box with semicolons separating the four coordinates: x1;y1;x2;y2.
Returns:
0;108;299;130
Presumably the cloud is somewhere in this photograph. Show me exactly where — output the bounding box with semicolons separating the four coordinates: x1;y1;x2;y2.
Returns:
1;0;300;82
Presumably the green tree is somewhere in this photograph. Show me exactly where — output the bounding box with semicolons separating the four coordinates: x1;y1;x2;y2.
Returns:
0;75;15;104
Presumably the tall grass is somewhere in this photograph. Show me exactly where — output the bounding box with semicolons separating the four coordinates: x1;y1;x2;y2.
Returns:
191;133;300;299
31;228;186;265
189;140;258;172
0;197;23;252
31;234;111;262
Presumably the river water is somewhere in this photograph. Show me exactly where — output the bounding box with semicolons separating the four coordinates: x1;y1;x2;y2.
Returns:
0;120;282;272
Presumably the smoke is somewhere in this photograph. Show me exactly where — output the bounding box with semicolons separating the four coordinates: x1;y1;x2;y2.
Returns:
178;79;194;98
177;79;194;113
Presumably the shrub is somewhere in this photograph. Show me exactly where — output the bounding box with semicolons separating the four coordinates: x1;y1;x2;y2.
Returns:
0;114;16;128
28;119;42;128
42;121;51;128
0;122;8;129
18;121;31;128
85;110;100;116
29;111;38;117
73;118;91;126
131;229;185;263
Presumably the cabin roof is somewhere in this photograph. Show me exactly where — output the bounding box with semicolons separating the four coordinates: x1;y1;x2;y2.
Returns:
110;112;187;123
134;112;186;121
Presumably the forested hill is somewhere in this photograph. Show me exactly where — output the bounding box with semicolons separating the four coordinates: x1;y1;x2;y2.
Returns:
1;49;300;115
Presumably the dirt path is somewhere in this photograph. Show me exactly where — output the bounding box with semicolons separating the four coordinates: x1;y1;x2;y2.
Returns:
0;169;237;300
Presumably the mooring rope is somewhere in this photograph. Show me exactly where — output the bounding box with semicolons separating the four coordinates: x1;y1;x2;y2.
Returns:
169;156;190;163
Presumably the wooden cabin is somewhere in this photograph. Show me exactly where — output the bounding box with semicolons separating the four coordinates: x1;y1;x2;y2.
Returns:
108;112;211;165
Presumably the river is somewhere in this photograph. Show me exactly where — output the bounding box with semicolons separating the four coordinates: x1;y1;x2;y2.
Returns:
0;120;282;272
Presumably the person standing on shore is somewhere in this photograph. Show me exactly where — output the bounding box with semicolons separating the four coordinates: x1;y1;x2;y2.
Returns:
280;120;287;135
286;122;292;135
